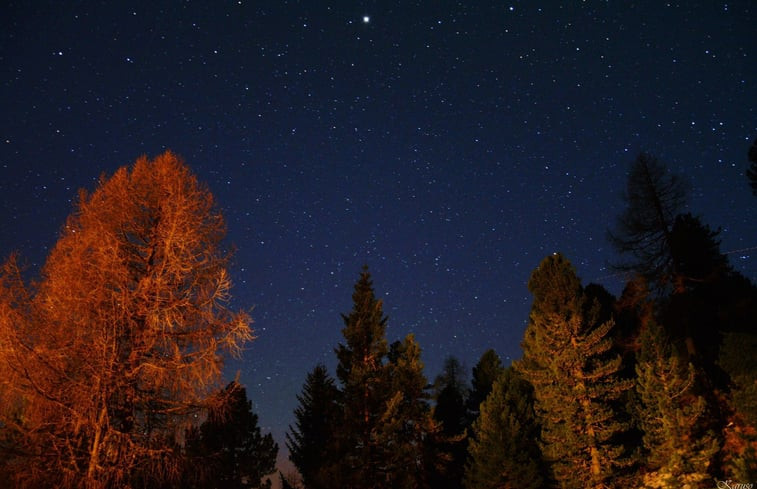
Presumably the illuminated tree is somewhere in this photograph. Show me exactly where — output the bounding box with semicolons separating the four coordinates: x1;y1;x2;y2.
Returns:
0;152;252;488
464;367;544;489
517;254;633;489
719;332;757;479
381;334;441;489
634;321;719;487
334;266;391;488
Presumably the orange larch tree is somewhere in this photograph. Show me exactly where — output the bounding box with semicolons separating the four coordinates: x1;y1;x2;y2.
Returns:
0;151;253;489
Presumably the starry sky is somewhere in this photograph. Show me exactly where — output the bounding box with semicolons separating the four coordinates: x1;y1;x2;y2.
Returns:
2;0;755;469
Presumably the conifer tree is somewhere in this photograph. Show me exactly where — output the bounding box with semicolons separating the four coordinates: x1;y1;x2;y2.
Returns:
286;364;342;489
381;334;440;488
517;254;632;489
334;267;391;488
467;349;504;420
433;356;469;438
186;382;278;489
718;332;757;479
464;367;543;489
634;321;719;487
608;153;688;291
430;356;469;489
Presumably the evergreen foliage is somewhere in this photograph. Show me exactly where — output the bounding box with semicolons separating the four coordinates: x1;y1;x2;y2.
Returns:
381;334;440;489
464;367;544;489
334;266;391;488
517;253;633;489
185;382;278;489
719;332;757;478
430;356;469;489
286;365;342;489
634;321;719;487
433;356;469;437
467;349;504;420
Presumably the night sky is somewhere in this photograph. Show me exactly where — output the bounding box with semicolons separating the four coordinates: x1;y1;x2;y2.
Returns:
2;0;755;471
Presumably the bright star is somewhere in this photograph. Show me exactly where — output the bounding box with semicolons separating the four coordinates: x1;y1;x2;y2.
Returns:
362;15;370;23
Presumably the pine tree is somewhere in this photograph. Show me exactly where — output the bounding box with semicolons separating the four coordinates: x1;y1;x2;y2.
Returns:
186;382;278;489
467;349;504;421
517;254;632;489
718;332;757;479
381;334;440;489
634;321;719;487
334;266;391;489
464;367;544;489
0;152;252;489
286;365;342;489
433;356;469;438
430;356;469;489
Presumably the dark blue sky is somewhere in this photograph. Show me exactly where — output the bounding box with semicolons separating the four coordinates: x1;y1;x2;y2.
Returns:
2;0;755;467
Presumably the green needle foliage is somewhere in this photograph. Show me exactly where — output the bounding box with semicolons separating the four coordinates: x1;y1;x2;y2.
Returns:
517;254;633;489
334;267;391;488
467;349;505;421
464;366;544;489
634;321;719;487
287;365;342;489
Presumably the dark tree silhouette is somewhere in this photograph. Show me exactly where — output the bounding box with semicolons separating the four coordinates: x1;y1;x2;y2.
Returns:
608;153;688;290
466;349;504;421
286;365;342;489
433;356;469;441
429;356;469;489
187;382;278;489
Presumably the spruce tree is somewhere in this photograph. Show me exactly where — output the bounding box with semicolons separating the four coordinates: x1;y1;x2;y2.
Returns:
433;356;469;438
335;266;391;489
634;321;719;487
467;349;504;420
517;253;632;489
381;334;440;488
286;365;342;489
464;367;544;489
431;356;469;489
186;382;278;489
717;332;757;479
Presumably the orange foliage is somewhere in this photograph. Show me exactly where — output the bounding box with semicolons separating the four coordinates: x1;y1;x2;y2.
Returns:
0;152;252;488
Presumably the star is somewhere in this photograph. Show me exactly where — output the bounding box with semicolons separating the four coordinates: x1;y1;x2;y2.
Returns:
362;15;370;24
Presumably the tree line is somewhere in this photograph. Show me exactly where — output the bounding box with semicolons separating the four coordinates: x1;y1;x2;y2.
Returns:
285;150;757;488
0;146;755;488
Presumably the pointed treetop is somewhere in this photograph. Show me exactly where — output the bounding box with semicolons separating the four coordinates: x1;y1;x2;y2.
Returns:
527;253;582;314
